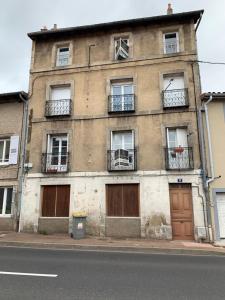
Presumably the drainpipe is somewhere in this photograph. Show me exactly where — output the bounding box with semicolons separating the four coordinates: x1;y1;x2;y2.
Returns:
204;95;215;186
17;93;29;232
198;94;215;241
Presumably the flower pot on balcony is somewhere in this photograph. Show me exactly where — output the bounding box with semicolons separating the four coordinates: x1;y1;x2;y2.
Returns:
174;146;184;154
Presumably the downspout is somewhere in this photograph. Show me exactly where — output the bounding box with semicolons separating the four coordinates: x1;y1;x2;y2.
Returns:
198;94;214;241
17;93;29;232
204;95;215;186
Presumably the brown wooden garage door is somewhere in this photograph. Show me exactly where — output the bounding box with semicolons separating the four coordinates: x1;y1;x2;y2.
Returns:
42;185;70;217
106;184;139;217
169;184;194;240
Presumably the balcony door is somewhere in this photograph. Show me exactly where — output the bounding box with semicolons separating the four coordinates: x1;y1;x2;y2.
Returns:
111;131;134;170
167;128;190;169
49;86;71;116
111;83;134;112
46;135;68;172
163;74;186;107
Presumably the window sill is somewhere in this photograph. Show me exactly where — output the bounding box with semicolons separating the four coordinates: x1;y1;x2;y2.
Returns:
0;215;12;218
106;216;140;219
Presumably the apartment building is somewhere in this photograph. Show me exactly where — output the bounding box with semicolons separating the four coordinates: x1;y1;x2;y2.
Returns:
200;93;225;244
0;91;28;231
20;6;207;240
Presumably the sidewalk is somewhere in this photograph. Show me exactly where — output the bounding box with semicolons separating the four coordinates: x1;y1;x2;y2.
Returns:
0;232;225;256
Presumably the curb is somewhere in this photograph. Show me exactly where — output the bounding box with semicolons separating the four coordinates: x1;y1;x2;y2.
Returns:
0;240;225;256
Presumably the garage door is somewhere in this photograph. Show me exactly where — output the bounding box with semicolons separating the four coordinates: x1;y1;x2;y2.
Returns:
42;185;70;217
169;184;194;240
106;184;139;217
216;193;225;238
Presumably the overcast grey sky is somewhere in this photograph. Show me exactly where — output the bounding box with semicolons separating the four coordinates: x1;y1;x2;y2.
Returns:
1;0;225;93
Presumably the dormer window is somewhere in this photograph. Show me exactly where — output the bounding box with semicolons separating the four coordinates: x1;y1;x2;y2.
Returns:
164;32;179;54
115;38;129;60
56;46;70;66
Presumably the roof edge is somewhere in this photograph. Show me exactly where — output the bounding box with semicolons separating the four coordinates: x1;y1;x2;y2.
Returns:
28;9;204;41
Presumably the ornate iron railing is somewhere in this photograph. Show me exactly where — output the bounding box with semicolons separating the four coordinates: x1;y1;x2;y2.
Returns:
41;152;69;173
162;89;189;108
165;147;194;170
108;94;135;113
45;99;72;117
107;149;137;171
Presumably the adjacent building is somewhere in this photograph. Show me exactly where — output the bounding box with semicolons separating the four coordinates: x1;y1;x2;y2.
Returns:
0;91;28;231
200;93;225;244
20;7;208;241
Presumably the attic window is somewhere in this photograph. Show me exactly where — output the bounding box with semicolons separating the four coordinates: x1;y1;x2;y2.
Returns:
115;38;129;60
164;32;179;54
56;46;70;66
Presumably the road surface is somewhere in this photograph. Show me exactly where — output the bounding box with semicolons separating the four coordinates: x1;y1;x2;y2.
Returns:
0;247;224;300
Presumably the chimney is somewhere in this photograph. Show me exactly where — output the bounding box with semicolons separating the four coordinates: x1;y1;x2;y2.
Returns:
167;3;173;15
40;25;48;32
53;24;57;30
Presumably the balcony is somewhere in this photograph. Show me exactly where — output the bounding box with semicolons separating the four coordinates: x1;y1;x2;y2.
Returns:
165;147;194;170
45;99;72;117
41;152;69;173
107;149;136;171
108;94;135;113
162;89;189;109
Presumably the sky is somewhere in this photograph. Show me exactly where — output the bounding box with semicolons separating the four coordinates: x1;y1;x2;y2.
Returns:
0;0;225;93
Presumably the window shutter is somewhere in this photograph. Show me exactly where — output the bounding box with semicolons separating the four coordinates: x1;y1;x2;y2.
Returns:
9;136;19;165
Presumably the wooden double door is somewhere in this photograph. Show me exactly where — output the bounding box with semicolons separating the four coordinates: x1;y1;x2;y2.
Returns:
169;184;194;240
42;185;70;217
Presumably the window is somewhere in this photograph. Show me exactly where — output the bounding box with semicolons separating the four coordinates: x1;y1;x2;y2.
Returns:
106;184;139;217
163;74;187;108
0;187;13;216
115;38;129;60
42;185;70;217
44;135;68;173
108;131;135;171
46;85;71;116
109;81;134;112
164;32;179;54
166;128;193;169
0;139;10;164
56;47;70;66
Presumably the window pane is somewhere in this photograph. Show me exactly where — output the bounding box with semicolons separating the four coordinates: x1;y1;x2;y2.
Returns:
124;85;133;94
5;188;13;214
112;86;122;95
0;141;3;162
0;188;4;214
112;133;123;150
5;140;10;161
124;132;133;149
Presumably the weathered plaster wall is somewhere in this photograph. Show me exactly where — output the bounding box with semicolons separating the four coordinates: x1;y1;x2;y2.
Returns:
20;171;205;240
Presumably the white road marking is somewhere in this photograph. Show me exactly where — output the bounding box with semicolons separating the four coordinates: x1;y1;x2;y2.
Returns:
0;271;58;278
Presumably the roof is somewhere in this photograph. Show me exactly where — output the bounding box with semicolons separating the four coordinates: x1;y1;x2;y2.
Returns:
0;91;28;104
201;92;225;101
28;10;204;41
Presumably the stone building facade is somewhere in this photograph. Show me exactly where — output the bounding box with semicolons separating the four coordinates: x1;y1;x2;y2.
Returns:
0;91;28;231
20;8;208;240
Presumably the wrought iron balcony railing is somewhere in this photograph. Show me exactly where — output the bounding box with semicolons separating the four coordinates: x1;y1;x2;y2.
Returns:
41;152;69;173
165;147;194;170
107;149;137;171
108;94;135;113
162;89;189;108
45;99;72;117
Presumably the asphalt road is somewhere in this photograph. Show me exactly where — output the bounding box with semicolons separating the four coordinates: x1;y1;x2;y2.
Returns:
0;247;225;300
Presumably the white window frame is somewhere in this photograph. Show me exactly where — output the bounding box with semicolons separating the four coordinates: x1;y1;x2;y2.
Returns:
111;81;134;111
111;130;134;151
163;32;179;54
46;134;68;172
56;46;70;67
114;37;129;60
0;138;10;165
0;187;13;216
